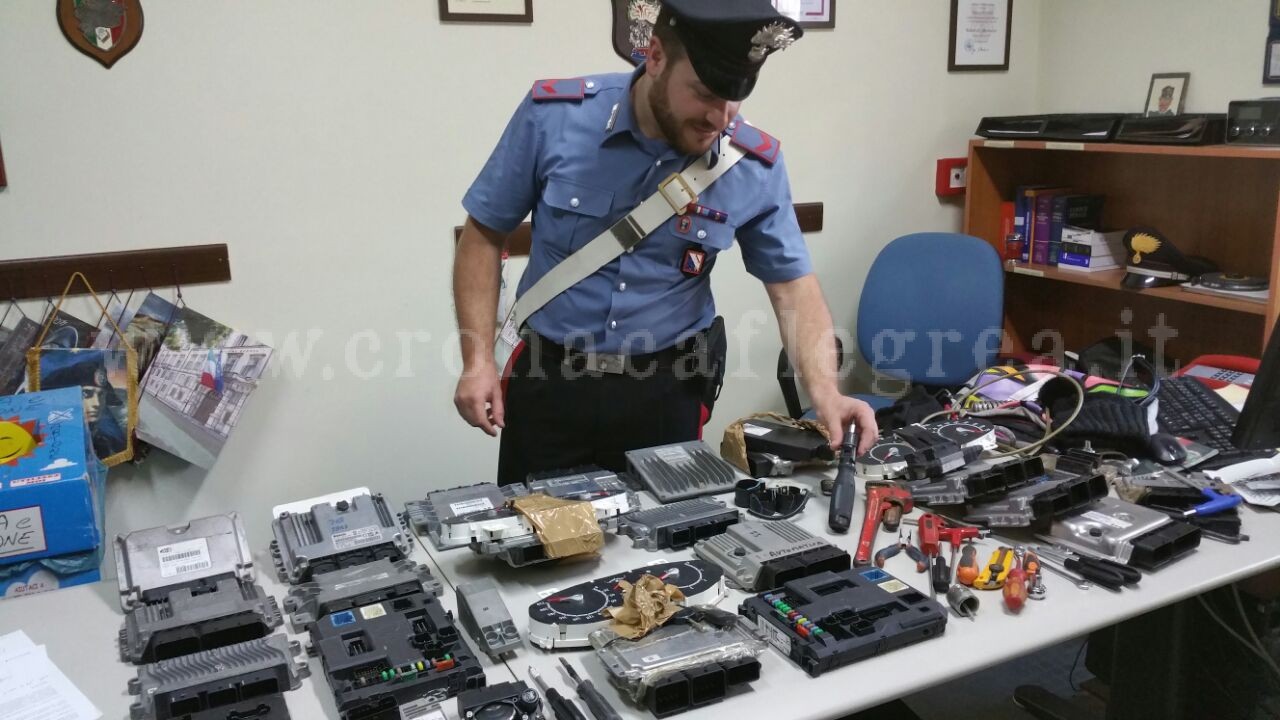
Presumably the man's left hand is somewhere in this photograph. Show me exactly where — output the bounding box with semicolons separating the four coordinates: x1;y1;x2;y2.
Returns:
811;393;878;456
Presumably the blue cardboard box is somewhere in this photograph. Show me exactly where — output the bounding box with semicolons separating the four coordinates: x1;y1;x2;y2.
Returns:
0;387;107;597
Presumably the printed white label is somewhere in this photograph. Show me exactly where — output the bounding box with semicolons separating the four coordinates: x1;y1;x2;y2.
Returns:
1081;510;1132;529
655;446;692;465
983;140;1016;148
878;579;910;594
0;506;46;559
641;654;663;663
448;497;494;516
741;424;772;437
10;474;60;488
360;602;387;620
400;698;447;720
1045;142;1085;151
756;615;792;655
332;525;382;550
158;538;212;578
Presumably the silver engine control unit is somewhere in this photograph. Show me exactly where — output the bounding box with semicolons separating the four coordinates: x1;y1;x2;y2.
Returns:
270;491;410;585
692;520;851;591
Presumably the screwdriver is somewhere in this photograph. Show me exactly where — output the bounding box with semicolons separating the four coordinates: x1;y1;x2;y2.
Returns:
531;666;587;720
559;658;622;720
1002;549;1028;613
956;542;980;586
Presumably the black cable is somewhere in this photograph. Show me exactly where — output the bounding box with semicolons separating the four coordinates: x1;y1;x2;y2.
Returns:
1067;638;1088;692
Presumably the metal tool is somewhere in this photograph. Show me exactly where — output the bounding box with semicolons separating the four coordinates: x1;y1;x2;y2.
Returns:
828;428;858;533
559;658;621;720
873;531;927;573
855;482;913;566
946;584;979;621
1032;545;1139;591
531;666;587;720
1034;555;1093;590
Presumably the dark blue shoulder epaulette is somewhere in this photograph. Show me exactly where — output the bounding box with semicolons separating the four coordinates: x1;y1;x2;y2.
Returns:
729;121;781;165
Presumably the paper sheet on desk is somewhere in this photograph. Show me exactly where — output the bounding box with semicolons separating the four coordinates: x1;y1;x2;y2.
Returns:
1215;384;1250;412
0;642;101;720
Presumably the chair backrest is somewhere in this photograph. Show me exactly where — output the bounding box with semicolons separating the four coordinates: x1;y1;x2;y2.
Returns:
856;232;1004;387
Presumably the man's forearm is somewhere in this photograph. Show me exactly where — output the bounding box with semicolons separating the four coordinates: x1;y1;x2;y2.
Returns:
767;274;841;401
453;216;508;371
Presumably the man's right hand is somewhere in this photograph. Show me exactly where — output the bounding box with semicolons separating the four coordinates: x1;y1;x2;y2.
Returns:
454;363;505;437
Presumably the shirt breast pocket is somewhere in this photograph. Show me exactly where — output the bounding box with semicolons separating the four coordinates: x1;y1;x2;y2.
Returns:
541;176;615;252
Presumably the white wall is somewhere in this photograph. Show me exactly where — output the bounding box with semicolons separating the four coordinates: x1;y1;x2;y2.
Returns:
0;0;1042;551
1037;0;1270;114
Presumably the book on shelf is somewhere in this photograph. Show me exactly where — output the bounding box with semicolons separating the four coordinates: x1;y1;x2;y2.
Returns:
1029;187;1072;264
1049;194;1105;265
1014;185;1065;263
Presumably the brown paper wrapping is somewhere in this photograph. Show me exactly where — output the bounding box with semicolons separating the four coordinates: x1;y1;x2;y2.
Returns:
509;494;603;559
606;574;687;640
720;411;832;473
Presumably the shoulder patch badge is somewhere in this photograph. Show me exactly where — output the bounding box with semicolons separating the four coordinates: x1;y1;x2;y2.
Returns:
532;78;587;102
729;122;781;165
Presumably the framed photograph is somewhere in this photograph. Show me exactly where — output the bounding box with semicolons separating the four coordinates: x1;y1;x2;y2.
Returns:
773;0;835;29
1144;73;1190;116
949;0;1012;71
1272;0;1280;26
0;137;6;188
438;0;532;23
1266;34;1280;85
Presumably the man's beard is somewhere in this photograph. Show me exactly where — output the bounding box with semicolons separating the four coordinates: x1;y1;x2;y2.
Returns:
648;69;717;156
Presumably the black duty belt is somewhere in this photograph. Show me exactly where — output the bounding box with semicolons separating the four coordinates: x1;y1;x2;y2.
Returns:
526;331;704;376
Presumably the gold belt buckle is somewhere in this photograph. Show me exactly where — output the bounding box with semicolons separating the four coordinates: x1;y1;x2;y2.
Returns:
658;172;697;215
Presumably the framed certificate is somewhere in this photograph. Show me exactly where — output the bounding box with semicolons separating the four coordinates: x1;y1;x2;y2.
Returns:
1267;33;1280;85
772;0;835;29
438;0;532;24
948;0;1012;72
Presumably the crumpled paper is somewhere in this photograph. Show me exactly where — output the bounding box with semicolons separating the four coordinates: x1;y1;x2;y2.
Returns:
720;411;832;473
606;574;686;639
510;493;603;559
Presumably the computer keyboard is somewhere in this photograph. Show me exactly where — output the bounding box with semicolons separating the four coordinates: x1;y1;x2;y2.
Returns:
1157;376;1276;467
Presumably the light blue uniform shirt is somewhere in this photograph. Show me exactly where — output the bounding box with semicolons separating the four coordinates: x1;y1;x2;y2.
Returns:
463;69;813;354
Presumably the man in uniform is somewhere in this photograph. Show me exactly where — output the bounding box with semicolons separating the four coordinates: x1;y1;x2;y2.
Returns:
454;0;877;484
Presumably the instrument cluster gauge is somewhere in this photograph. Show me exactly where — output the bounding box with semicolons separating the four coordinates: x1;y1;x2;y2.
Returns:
526;560;726;650
855;441;914;479
929;419;998;451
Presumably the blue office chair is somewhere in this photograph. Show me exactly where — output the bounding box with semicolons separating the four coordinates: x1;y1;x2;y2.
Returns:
778;232;1005;418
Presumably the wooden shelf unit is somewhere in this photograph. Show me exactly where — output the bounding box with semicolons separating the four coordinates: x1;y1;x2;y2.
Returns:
964;139;1280;363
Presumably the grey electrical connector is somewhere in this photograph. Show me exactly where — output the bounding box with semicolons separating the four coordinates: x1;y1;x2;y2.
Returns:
270;492;411;584
282;557;442;631
118;576;282;664
127;634;309;720
457;578;522;660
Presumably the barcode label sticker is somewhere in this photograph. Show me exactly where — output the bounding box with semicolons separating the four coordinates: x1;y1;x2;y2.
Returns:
332;525;382;550
1045;141;1085;151
655;446;692;465
756;615;792;655
1081;511;1132;529
158;538;212;578
741;424;771;437
448;498;493;517
983;140;1015;148
399;698;446;720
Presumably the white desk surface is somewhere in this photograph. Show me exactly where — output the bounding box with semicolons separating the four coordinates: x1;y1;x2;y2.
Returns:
3;471;1278;720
